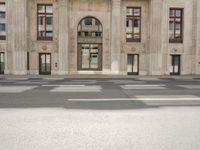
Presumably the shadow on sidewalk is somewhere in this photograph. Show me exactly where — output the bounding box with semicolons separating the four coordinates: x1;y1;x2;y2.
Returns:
1;99;200;110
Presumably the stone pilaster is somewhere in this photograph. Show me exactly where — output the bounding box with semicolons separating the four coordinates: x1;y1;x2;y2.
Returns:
149;0;163;75
7;0;27;75
195;0;200;74
110;0;121;74
58;0;69;75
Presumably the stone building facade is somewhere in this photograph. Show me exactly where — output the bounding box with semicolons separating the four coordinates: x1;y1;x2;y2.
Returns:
0;0;200;75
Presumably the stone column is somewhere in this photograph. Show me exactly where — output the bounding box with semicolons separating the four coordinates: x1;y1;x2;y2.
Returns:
110;0;121;74
7;0;27;75
58;0;69;75
195;0;200;74
149;0;163;75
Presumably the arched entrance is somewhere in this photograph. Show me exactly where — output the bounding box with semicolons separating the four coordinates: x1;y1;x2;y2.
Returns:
77;16;103;71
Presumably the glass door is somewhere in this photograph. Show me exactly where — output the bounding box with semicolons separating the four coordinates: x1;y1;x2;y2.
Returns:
127;54;139;75
170;55;180;75
39;53;51;75
90;44;98;69
0;52;4;74
79;44;101;70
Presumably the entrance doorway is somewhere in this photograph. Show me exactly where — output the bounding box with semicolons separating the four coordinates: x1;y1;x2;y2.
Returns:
78;44;102;70
170;55;180;75
0;52;4;74
127;54;139;75
77;16;103;71
39;53;51;75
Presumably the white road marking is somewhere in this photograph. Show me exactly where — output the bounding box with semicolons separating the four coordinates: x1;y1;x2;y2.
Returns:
0;86;37;93
15;81;48;84
121;84;167;90
42;85;85;87
68;95;200;101
72;80;97;82
138;78;161;81
178;85;200;89
64;81;96;84
124;84;165;87
109;80;146;84
51;85;102;92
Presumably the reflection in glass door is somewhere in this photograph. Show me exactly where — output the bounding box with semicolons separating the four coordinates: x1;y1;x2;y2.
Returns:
0;52;5;74
79;44;101;70
127;54;139;75
170;55;180;75
39;53;51;75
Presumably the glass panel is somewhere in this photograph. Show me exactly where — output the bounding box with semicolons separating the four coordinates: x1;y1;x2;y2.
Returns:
169;19;174;40
38;15;45;37
38;5;45;13
0;3;5;12
46;16;52;25
175;10;181;17
0;23;5;32
45;55;51;72
134;8;140;16
46;5;53;13
127;55;133;72
171;56;180;73
126;19;133;33
126;34;133;39
169;19;174;30
133;55;138;73
0;12;5;19
90;53;98;69
90;44;98;69
46;15;53;37
40;55;46;72
84;18;92;25
127;8;133;15
81;45;90;69
134;19;140;34
169;9;174;17
0;62;4;73
0;53;4;62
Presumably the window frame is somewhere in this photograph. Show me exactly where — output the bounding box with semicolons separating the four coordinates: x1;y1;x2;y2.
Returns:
126;7;142;42
169;8;183;43
0;2;6;40
37;4;53;41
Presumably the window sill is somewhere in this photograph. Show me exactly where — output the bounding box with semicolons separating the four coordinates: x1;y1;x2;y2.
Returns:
169;39;183;43
126;39;141;43
37;37;53;41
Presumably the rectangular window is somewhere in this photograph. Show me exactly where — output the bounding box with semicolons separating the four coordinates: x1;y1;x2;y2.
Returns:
126;7;141;42
37;4;53;40
169;8;183;43
0;3;6;40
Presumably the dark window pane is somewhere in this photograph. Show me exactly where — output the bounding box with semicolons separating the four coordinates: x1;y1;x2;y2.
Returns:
84;18;92;25
0;23;5;31
0;12;5;19
46;16;52;25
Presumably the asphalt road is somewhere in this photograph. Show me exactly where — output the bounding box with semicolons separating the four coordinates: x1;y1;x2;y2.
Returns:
0;77;200;150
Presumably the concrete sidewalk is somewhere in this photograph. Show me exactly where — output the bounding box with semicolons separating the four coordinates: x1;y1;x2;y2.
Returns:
0;74;200;80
